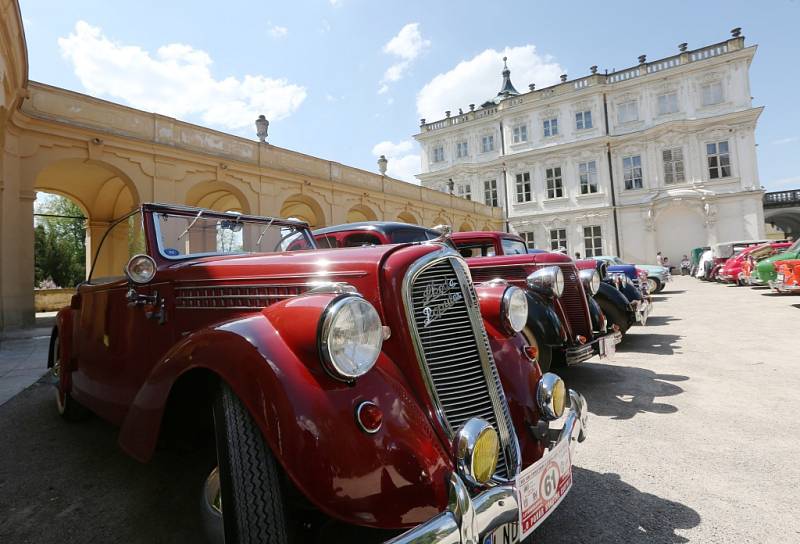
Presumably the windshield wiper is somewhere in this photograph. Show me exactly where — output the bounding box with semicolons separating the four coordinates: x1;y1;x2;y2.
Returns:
255;218;275;246
177;210;204;240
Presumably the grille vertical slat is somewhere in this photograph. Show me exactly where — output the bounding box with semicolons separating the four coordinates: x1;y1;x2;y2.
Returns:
557;265;592;338
406;257;519;480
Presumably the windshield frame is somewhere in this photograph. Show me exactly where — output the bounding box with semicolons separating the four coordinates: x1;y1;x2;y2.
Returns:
147;205;316;261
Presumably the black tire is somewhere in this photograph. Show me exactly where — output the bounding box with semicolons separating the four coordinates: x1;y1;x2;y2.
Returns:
597;299;630;339
48;330;91;421
521;327;553;373
212;382;288;544
646;277;662;294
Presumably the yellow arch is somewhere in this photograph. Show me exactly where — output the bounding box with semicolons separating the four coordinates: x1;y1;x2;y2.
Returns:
280;194;326;228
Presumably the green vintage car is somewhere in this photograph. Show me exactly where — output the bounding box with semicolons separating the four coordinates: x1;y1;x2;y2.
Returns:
751;238;800;284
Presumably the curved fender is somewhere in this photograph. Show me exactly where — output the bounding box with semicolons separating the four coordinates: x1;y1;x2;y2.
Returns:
596;281;630;307
118;311;453;529
524;291;566;346
585;294;604;333
617;281;642;302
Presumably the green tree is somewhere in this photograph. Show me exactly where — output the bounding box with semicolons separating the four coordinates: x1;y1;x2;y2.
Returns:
33;193;86;288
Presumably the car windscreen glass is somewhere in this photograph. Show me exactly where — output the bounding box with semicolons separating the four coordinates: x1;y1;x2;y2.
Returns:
154;212;313;258
455;242;496;257
501;238;527;255
390;228;436;244
315;235;339;248
343;233;381;247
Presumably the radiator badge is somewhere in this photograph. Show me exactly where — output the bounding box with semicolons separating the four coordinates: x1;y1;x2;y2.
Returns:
422;278;463;327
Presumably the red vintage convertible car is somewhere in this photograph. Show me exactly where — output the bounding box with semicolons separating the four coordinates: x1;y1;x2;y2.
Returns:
50;204;587;544
718;242;790;285
313;223;620;372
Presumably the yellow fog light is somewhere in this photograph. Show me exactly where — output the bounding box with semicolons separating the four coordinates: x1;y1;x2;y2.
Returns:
537;373;566;421
454;418;500;486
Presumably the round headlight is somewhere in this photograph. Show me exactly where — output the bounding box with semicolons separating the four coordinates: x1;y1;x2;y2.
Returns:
501;286;528;333
579;269;601;295
453;418;500;486
125;254;156;284
319;296;383;380
536;372;566;421
526;266;565;298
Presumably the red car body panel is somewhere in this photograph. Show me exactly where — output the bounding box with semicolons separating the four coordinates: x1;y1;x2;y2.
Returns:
719;242;791;283
56;207;549;530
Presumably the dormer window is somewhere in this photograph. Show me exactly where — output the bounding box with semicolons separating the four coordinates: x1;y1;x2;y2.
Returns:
543;117;559;137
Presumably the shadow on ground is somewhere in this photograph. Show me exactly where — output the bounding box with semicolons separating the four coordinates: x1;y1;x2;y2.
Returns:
559;362;687;420
537;468;700;543
617;333;682;355
644;315;681;327
793;304;800;310
657;289;686;295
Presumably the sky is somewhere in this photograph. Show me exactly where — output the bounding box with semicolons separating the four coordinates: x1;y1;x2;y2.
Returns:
17;0;800;191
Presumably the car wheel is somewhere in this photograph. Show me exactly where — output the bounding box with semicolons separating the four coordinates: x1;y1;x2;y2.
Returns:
209;382;288;544
646;278;661;293
521;327;553;373
597;299;630;339
48;330;90;421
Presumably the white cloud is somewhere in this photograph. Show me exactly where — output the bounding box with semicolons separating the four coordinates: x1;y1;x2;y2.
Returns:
379;23;430;93
321;19;331;33
416;45;563;121
772;136;799;146
58;21;306;132
268;23;288;39
329;0;342;7
372;140;420;184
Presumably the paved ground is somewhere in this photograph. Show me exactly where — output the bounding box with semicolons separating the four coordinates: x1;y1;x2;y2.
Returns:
0;314;53;406
0;277;798;543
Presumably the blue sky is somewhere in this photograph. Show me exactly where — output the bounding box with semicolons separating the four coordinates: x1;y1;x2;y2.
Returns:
18;0;800;191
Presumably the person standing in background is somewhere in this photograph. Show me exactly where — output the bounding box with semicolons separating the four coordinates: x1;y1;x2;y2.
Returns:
656;251;664;266
681;255;690;276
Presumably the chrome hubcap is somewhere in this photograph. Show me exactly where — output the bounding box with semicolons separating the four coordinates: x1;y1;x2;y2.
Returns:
204;467;222;516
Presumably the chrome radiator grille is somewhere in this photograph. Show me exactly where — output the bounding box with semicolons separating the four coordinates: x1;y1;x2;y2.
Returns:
556;265;592;338
405;255;519;480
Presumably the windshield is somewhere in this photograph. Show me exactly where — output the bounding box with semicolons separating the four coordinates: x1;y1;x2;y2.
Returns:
501;238;528;255
154;212;314;259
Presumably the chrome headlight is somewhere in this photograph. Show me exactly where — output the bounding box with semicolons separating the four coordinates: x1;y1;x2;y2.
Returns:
579;269;601;295
125;254;156;284
526;266;564;298
453;418;500;486
501;286;528;333
536;372;566;421
319;296;383;380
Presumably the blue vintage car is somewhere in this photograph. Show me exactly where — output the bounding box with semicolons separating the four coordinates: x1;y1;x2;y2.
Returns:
595;255;671;294
591;258;651;326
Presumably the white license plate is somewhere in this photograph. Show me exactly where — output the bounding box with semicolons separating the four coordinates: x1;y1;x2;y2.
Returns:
777;273;784;282
599;335;616;359
515;436;573;540
486;522;519;544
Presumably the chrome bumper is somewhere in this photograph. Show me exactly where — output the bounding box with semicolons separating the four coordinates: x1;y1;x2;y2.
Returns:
565;343;595;365
769;280;800;293
632;299;651;325
385;391;588;544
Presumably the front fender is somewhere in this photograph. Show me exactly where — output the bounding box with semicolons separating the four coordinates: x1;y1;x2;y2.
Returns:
118;311;453;529
596;281;631;307
524;291;566;346
585;294;604;334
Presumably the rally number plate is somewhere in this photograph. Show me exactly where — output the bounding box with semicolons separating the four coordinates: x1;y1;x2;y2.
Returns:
599;335;616;359
515;436;573;541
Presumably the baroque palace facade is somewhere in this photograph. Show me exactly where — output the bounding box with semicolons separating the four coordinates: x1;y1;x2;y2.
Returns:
415;29;765;263
0;0;501;330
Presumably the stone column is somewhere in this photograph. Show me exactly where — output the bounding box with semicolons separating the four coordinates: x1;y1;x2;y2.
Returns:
85;220;111;278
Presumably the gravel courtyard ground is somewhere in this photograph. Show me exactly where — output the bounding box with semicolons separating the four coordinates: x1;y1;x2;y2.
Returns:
0;276;798;543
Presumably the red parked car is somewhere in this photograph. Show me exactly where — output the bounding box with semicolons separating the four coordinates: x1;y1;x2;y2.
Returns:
313;223;621;372
718;242;791;285
50;204;587;544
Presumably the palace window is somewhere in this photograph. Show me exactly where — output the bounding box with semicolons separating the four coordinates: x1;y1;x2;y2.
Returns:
545;167;564;199
617;100;639;124
583;226;603;257
457;183;472;200
432;145;444;163
623;155;643;190
662;147;685;184
579;160;599;194
481;134;495;153
515;172;532;203
576;110;593;130
658;92;679;115
543;117;559;137
484;179;499;206
512;124;528;143
707;141;732;179
456;141;468;158
520;231;535;249
550;228;567;252
701;82;724;106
